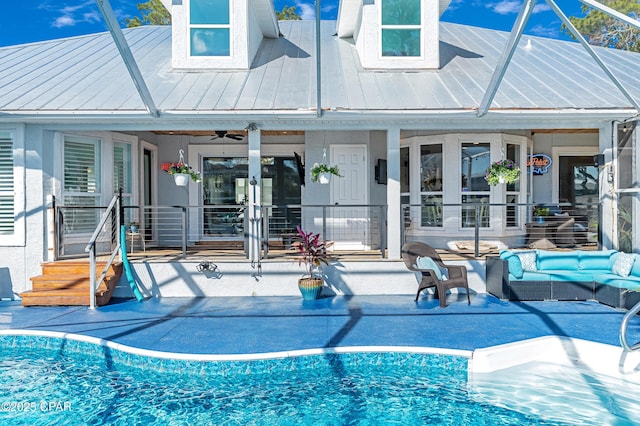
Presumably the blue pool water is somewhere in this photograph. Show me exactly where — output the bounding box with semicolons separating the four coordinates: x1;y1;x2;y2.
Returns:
0;335;568;425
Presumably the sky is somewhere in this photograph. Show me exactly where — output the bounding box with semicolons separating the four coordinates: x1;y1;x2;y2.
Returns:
0;1;586;48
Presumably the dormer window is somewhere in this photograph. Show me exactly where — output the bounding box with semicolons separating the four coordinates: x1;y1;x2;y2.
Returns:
171;0;280;70
381;0;421;57
189;0;231;57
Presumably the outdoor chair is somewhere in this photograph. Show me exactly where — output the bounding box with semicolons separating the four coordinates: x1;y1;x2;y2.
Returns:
401;241;471;307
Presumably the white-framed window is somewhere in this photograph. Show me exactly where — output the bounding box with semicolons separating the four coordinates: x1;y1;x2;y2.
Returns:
63;135;102;234
461;142;490;228
505;142;522;228
189;0;231;57
419;143;443;227
0;131;14;236
380;0;422;57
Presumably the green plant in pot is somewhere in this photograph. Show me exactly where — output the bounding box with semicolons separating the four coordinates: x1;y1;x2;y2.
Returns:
310;163;342;184
291;225;333;300
533;206;549;223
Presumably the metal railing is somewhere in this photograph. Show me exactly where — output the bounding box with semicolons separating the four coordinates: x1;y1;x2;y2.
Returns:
55;201;600;261
84;193;121;309
620;298;640;352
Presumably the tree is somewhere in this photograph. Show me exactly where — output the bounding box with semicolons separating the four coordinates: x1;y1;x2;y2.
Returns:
276;6;301;20
564;0;640;52
125;0;171;28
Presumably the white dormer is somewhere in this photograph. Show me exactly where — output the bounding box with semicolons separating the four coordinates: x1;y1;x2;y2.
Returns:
337;0;451;69
171;0;279;70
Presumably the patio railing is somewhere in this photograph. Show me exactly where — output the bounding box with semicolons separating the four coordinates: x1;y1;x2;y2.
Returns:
54;201;600;260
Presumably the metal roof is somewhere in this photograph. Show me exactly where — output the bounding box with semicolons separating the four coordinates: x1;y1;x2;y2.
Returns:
1;20;640;121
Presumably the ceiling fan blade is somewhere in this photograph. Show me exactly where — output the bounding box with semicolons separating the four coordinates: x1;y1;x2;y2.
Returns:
228;134;244;140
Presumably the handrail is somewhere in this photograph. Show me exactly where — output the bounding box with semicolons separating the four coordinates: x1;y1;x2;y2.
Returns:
619;297;640;351
84;193;121;309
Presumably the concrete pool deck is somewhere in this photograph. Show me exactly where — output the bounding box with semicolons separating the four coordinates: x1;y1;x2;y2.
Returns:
1;293;639;355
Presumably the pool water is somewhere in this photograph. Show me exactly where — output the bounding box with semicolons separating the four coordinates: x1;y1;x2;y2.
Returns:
0;336;564;425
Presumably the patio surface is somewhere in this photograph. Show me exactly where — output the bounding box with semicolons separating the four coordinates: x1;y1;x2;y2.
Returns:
1;293;638;355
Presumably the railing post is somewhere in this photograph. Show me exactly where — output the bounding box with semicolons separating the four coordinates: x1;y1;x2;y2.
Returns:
182;206;187;258
89;245;96;310
322;206;327;239
263;206;270;258
380;205;387;258
474;204;480;258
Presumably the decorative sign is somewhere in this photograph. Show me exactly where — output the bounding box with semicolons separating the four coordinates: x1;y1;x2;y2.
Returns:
527;154;552;175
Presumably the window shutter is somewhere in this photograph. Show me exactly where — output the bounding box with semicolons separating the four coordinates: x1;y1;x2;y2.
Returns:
0;135;14;235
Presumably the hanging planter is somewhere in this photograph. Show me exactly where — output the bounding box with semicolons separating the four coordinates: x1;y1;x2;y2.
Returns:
173;173;190;187
485;159;520;186
161;149;201;186
310;148;342;184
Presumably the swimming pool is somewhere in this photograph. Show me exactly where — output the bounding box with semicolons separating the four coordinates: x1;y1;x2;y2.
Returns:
0;332;636;425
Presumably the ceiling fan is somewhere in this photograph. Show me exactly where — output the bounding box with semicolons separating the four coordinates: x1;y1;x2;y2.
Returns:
211;130;244;141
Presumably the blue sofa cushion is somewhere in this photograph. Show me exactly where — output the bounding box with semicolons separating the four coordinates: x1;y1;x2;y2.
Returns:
612;252;635;277
537;250;580;271
630;254;640;278
547;271;596;282
592;273;640;290
500;251;524;279
511;271;552;281
578;250;617;271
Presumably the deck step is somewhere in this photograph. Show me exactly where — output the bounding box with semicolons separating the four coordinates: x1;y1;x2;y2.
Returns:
21;261;122;307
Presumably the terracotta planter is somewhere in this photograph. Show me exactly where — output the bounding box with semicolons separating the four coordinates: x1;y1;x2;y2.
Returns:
298;277;323;300
173;173;189;186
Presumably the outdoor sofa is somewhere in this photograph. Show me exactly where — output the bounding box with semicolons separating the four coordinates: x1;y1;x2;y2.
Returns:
486;249;640;309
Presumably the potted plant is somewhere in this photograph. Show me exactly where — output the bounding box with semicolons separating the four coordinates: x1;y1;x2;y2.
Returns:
485;159;521;186
310;163;342;184
161;161;202;186
533;206;550;223
291;225;333;300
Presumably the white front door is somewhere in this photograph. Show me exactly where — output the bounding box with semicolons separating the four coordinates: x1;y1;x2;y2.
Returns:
330;144;369;250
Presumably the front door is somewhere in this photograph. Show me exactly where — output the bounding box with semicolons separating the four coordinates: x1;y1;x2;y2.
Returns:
330;145;368;250
558;156;599;207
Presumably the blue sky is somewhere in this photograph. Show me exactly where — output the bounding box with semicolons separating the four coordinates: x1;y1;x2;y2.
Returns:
0;1;585;47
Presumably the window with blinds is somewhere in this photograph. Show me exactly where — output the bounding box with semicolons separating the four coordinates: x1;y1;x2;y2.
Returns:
0;133;14;235
63;136;101;233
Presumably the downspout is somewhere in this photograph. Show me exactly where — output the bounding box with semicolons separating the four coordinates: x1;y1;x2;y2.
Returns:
94;0;160;118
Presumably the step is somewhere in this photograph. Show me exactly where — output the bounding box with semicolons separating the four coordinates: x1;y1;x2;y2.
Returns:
21;284;112;307
30;274;92;291
41;261;120;275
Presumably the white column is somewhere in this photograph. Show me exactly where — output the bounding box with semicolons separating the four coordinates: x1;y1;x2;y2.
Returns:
387;127;401;259
248;128;261;261
599;123;614;249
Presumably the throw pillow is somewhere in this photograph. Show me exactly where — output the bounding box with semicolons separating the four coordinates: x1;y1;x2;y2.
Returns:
503;253;524;279
612;252;635;277
415;256;448;280
517;251;537;272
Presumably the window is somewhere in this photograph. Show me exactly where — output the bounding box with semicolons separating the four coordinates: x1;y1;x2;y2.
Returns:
63;135;101;233
0;132;14;235
420;144;442;227
381;0;421;57
114;142;133;222
189;0;231;56
505;143;521;227
461;143;490;228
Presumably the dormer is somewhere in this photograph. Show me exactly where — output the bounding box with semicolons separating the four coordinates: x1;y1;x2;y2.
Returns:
170;0;280;70
337;0;451;69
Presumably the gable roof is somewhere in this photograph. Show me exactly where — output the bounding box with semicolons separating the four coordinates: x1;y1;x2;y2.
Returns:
0;20;639;126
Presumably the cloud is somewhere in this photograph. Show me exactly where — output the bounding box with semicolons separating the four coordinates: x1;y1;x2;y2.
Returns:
528;24;561;39
47;1;100;28
532;4;551;14
488;1;522;15
297;1;316;20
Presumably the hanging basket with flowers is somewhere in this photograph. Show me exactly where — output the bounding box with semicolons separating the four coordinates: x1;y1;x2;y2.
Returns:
485;159;521;186
310;163;342;184
161;150;201;186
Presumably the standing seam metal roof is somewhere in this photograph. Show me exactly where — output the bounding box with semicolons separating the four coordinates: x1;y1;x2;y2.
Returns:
1;21;640;114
